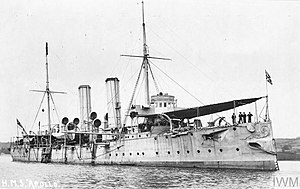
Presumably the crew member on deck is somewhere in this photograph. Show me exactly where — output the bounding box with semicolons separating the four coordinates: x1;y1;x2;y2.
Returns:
242;112;247;123
247;112;253;123
238;112;243;123
231;113;236;124
219;117;225;126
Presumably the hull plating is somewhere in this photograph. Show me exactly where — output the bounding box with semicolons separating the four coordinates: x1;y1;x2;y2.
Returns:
11;122;278;170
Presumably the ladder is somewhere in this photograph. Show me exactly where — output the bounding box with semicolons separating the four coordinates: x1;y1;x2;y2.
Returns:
273;138;280;170
275;159;279;171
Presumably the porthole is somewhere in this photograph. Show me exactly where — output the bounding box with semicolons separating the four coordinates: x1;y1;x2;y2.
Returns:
220;149;223;152
142;152;144;155
130;153;132;156
146;134;148;137
166;136;168;139
233;127;236;131
116;153;118;156
156;152;158;155
190;133;193;136
137;152;139;155
139;135;141;137
187;150;190;154
167;151;170;154
122;153;125;156
132;136;134;138
236;148;240;151
154;137;157;140
177;151;180;154
197;150;200;153
109;154;111;156
208;149;211;153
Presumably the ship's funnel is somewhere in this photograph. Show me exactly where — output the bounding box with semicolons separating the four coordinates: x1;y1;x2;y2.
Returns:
105;77;121;129
78;85;91;131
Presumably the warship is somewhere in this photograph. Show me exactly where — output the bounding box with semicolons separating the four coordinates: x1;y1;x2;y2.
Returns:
10;2;278;170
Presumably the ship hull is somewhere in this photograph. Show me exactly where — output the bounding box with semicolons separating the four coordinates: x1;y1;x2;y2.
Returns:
10;122;278;171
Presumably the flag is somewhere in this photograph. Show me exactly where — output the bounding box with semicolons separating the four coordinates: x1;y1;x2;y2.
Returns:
16;119;27;135
46;42;48;56
265;70;273;85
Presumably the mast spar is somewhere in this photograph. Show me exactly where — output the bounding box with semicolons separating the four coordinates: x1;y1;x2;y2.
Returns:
121;1;171;108
120;1;171;125
142;1;150;106
45;42;51;131
30;43;66;132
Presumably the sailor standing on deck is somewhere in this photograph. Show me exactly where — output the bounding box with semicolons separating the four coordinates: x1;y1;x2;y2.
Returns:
238;112;243;123
247;112;253;123
231;113;236;124
242;112;247;123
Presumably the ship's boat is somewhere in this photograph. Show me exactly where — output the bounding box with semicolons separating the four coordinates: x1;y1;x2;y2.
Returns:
10;2;279;171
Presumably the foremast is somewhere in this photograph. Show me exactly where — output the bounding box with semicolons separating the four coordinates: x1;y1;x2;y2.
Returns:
45;43;51;131
31;43;66;138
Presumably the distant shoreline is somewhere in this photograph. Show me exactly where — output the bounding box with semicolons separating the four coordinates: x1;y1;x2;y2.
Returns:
277;152;300;161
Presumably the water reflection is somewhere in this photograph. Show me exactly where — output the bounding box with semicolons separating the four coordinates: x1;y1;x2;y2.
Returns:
0;155;299;189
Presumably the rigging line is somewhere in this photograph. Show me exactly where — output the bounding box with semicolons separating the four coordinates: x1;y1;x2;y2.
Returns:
148;63;160;93
147;26;214;82
144;41;168;59
123;63;144;124
259;102;266;119
105;30;144;107
49;93;60;123
31;92;46;130
106;65;142;107
35;82;44;89
150;18;207;64
149;60;205;106
116;26;143;78
50;107;55;127
151;29;208;77
129;26;143;54
136;70;146;102
148;25;236;99
122;64;142;89
154;17;197;56
154;73;164;93
152;66;170;92
120;59;131;82
148;46;243;121
109;56;122;77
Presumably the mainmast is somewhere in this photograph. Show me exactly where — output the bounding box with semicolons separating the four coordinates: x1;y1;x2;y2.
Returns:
142;1;150;105
120;1;171;124
121;1;171;105
45;42;51;131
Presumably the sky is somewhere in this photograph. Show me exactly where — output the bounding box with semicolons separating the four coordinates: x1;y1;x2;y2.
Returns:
1;0;300;142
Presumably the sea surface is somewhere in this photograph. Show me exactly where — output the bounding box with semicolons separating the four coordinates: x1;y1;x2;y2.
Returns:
0;154;299;189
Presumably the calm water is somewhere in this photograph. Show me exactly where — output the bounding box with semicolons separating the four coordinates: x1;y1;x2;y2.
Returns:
0;155;299;189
